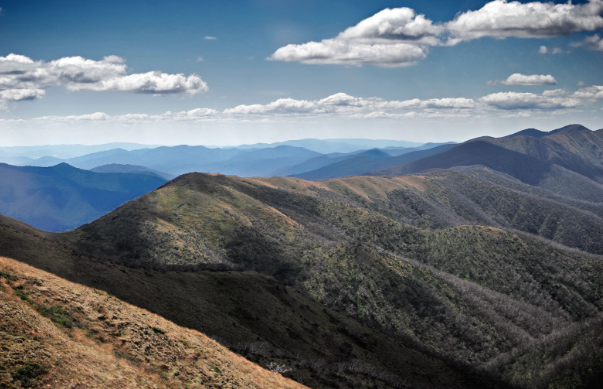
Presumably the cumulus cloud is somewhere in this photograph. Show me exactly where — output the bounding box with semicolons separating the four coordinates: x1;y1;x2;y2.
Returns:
34;108;219;124
204;36;217;40
446;0;603;43
269;8;441;67
271;1;603;67
481;91;582;110
0;54;208;106
10;84;603;127
336;8;444;44
224;93;476;115
0;89;45;101
270;40;428;67
572;85;603;99
492;73;558;86
572;34;603;51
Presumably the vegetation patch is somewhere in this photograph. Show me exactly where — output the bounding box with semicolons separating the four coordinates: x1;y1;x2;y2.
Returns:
0;270;17;282
38;305;75;328
152;326;167;334
9;281;76;328
13;361;49;388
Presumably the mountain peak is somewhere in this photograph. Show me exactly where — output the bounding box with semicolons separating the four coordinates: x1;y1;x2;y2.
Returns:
358;148;391;159
503;128;548;139
549;124;591;135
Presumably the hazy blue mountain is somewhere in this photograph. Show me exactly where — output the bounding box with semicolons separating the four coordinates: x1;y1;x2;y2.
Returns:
234;138;424;153
57;145;320;177
0;162;167;231
90;164;175;180
381;142;455;157
0;142;158;160
59;146;241;174
295;144;456;180
196;145;322;177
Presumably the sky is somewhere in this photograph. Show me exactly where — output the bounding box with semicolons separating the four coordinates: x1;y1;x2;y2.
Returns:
1;0;603;146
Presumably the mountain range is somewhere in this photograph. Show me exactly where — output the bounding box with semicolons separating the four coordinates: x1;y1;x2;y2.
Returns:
1;124;603;388
0;163;167;231
0;139;453;179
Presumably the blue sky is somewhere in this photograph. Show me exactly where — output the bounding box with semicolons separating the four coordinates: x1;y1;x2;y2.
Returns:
1;0;602;146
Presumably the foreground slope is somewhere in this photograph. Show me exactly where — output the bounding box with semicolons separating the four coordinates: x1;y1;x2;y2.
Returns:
0;213;482;389
0;256;305;389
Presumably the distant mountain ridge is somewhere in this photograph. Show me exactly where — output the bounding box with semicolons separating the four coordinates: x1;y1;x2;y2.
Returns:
90;163;175;180
502;124;591;139
0;163;166;231
0;139;448;178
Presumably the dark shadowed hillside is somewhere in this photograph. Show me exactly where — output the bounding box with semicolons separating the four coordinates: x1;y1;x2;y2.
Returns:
34;172;601;388
371;141;556;185
0;213;493;389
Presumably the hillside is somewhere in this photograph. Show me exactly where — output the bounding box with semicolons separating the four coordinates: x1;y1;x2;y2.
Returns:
0;255;306;389
0;163;167;231
0;213;489;389
52;173;603;384
486;127;603;183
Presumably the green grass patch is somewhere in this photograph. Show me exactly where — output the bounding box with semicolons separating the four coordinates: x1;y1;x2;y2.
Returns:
14;360;49;387
11;284;75;328
39;305;74;328
151;326;166;334
0;270;17;282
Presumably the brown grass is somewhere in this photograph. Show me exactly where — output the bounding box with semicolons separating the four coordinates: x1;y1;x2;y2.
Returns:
0;256;307;389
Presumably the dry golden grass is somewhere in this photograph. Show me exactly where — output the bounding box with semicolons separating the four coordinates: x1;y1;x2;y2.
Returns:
0;256;307;389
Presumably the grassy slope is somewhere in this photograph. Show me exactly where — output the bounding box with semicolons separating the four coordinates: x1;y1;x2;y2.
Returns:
0;256;306;389
0;214;481;389
59;173;603;378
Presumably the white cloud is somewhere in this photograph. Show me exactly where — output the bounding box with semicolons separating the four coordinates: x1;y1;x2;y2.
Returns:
495;73;558;86
0;54;208;106
270;40;428;67
270;1;603;67
572;34;603;51
481;91;582;110
572;85;603;99
0;88;45;101
204;36;217;40
66;71;208;94
224;93;476;115
446;0;603;43
269;8;440;67
336;8;444;45
38;112;110;121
